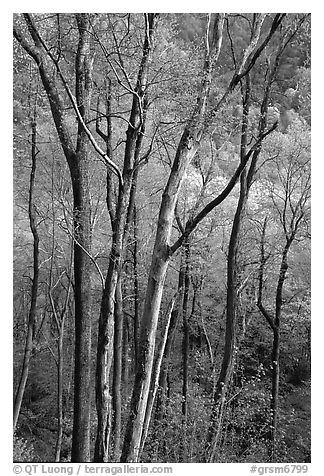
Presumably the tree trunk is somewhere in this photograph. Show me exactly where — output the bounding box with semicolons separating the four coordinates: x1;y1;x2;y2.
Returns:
121;128;205;464
204;193;244;461
138;296;176;459
204;75;251;462
13;14;95;461
94;225;127;462
94;74;148;461
269;242;290;461
55;318;65;462
204;45;283;457
133;204;140;362
70;156;93;462
181;240;190;461
94;14;158;462
95;14;159;462
120;127;201;462
121;15;225;462
257;214;298;462
155;259;185;424
270;326;280;461
53;244;73;462
70;16;94;461
13;113;39;431
112;275;123;461
152;256;186;460
122;312;130;399
121;243;170;462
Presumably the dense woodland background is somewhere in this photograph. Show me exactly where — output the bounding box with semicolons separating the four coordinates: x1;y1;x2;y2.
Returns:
13;13;311;464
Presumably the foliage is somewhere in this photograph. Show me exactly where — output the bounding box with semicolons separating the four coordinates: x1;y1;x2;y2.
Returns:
13;434;36;462
13;12;310;464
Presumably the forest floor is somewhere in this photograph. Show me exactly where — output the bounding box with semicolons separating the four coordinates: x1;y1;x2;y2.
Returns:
15;382;311;463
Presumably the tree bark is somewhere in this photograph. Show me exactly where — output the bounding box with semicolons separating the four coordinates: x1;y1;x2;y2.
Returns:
69;155;92;463
70;15;94;461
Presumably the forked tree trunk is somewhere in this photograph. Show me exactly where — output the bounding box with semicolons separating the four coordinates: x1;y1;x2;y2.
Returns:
95;14;158;462
121;127;204;461
258;228;292;461
94;209;129;462
121;15;225;463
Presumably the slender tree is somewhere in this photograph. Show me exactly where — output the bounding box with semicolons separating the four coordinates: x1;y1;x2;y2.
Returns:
257;149;310;461
138;295;176;459
14;14;96;461
181;238;191;461
94;13;159;462
121;13;286;462
204;15;309;461
13;93;39;431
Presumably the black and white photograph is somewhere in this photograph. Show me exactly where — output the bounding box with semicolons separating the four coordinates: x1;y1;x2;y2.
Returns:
11;7;313;472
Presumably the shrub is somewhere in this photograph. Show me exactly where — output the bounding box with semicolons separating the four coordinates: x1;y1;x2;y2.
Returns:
13;434;36;462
